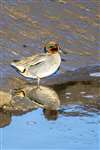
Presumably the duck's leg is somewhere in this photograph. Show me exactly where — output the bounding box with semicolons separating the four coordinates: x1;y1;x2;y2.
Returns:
37;76;40;88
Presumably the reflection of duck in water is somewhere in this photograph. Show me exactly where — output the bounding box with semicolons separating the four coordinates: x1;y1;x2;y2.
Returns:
11;41;62;87
13;85;60;111
43;109;59;121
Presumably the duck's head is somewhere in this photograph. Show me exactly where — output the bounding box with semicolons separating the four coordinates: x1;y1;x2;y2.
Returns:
44;41;61;54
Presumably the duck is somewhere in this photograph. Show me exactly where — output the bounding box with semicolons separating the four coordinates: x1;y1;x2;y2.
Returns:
11;41;62;87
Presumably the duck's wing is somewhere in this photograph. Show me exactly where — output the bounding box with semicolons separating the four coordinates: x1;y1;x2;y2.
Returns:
11;53;46;73
26;54;46;67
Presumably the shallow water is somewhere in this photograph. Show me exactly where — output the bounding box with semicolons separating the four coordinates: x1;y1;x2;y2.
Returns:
1;109;99;150
0;0;100;149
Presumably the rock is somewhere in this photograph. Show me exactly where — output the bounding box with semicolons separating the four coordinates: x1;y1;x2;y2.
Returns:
12;85;60;110
28;86;60;110
0;91;12;107
0;111;11;128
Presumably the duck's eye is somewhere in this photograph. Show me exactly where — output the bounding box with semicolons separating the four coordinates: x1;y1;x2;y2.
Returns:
48;45;54;48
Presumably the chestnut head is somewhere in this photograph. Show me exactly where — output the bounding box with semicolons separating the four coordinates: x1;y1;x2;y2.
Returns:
44;41;61;54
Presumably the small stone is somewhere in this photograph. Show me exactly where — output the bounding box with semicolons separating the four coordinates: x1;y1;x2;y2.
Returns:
23;44;27;48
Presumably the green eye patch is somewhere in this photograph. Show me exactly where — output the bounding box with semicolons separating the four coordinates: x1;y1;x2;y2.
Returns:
48;45;54;48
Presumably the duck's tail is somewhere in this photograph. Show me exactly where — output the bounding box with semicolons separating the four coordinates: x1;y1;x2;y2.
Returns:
11;60;25;73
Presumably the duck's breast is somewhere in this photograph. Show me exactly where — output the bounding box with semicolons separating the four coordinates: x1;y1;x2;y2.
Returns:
29;53;61;78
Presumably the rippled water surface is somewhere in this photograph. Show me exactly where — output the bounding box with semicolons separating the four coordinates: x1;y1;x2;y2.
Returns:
0;0;100;149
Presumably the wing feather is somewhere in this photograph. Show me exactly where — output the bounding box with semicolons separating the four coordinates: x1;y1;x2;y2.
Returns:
11;53;46;72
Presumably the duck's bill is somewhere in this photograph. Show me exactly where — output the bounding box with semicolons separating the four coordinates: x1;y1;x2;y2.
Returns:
59;49;65;54
59;50;62;53
59;47;65;54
